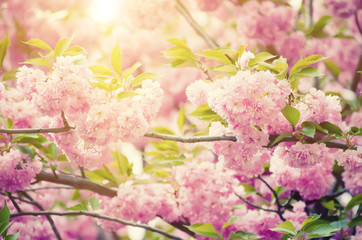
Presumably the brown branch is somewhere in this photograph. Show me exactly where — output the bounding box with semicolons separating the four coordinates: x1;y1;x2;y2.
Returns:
257;175;286;221
351;53;362;94
35;171;117;197
10;211;183;240
7;192;22;213
19;191;61;240
355;10;362;36
235;192;279;213
175;0;219;49
22;186;75;192
145;132;356;150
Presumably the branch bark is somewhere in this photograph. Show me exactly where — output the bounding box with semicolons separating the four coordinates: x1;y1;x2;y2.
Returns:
10;211;183;240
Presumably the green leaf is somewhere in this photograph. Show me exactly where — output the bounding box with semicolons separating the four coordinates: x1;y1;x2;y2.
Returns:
47;143;59;160
151;127;175;135
290;55;327;77
306;224;339;238
167;38;189;49
89;196;100;210
248;52;275;67
223;216;238;230
123;62;142;79
319;122;343;135
241;184;263;198
306;16;331;38
112;151;129;175
211;64;238;74
89;65;115;76
229;231;263;240
22;58;50;66
66;203;88;211
270;221;297;236
345;193;362;211
15;145;35;158
151;141;180;155
322;200;334;211
289;67;321;90
54;37;73;57
301;214;321;231
281;105;300;127
0;202;10;223
324;60;340;78
57;154;68;162
64;45;86;56
177;107;186;132
5;232;20;240
117;91;139;99
268;131;291;147
329;220;348;229
198;49;232;64
348;216;362;228
185;223;219;239
7;118;13;129
111;43;122;75
0;35;10;68
300;122;316;138
23;38;52;51
0;222;12;236
132;72;159;87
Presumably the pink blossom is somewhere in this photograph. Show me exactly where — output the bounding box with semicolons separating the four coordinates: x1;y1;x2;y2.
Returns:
197;0;223;11
326;0;361;18
236;51;255;69
283;201;308;230
342;169;362;195
0;149;42;192
336;147;362;173
287;142;328;168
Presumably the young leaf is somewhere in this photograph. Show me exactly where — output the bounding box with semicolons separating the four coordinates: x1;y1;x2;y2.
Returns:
0;202;10;223
66;203;88;211
151;126;176;135
132;72;159;87
300;122;316;138
268;131;291;147
198;49;232;64
324;60;340;78
229;231;262;240
306;224;339;239
89;196;100;210
117;91;139;99
54;37;73;57
123;62;142;79
319;122;343;135
345;193;362;211
112;151;129;175
306;16;331;38
111;43;122;75
290;55;327;77
177;106;186;132
281;105;300;127
5;231;20;240
348;216;362;228
0;35;10;68
22;58;51;66
47;143;59;160
248;52;275;67
185;223;219;239
301;214;321;231
270;221;297;236
222;216;238;230
89;65;115;76
23;38;52;51
64;45;86;56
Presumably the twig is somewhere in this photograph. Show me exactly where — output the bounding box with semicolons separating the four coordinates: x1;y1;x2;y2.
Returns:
22;186;75;192
10;211;183;240
257;175;286;221
235;192;279;213
0;111;74;134
355;10;362;36
351;54;362;94
79;166;86;178
175;0;219;49
35;171;117;198
19;191;61;240
282;191;294;208
145;132;357;150
7;192;22;213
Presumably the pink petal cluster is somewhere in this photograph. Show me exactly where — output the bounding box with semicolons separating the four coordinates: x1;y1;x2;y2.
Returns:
283;201;308;230
297;88;343;126
287;142;328;168
336;147;362;173
98;182;179;231
0;149;42;192
16;56;163;168
236;51;255;70
326;0;362;18
171;160;239;233
197;0;223;11
270;144;335;200
235;1;295;45
342;170;362;195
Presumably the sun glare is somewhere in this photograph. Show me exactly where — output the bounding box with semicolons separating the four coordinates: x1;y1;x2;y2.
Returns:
88;0;120;23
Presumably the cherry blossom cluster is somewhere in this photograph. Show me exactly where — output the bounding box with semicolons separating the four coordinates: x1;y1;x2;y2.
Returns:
15;55;164;168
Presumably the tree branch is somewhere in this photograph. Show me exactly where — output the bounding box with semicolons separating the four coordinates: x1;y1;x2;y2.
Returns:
35;171;117;197
7;192;22;213
351;53;362;94
257;175;286;221
175;0;219;49
19;191;61;240
235;192;279;213
355;10;362;36
10;211;183;240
